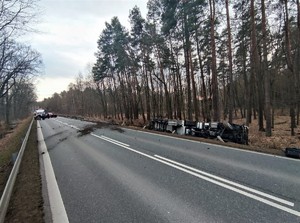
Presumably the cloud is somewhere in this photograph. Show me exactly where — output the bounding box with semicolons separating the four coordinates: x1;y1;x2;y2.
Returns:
27;0;148;100
41;0;147;19
35;76;75;101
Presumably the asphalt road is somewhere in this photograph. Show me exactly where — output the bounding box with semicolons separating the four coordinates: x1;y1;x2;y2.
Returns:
38;117;300;223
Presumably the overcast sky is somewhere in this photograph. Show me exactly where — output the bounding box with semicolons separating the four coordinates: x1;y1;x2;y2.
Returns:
26;0;148;101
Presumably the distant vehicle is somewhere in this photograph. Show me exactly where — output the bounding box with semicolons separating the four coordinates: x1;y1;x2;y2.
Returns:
48;112;57;118
34;109;47;120
34;109;57;120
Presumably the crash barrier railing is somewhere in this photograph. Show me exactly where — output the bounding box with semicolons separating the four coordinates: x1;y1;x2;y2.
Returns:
0;118;34;223
149;119;249;145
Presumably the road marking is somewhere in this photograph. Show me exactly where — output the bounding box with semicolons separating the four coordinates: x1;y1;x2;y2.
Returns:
54;119;83;130
92;134;300;217
37;121;69;223
91;134;130;147
154;155;294;207
70;125;80;130
100;135;130;147
153;155;300;217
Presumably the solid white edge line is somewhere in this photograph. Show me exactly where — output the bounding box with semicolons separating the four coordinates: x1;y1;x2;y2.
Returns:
154;155;294;207
124;128;300;162
92;136;300;217
37;121;69;223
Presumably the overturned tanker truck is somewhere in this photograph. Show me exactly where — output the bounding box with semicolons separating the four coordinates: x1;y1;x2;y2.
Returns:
149;119;249;145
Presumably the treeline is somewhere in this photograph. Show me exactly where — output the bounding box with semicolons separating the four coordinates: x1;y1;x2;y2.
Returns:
0;0;42;125
42;0;300;136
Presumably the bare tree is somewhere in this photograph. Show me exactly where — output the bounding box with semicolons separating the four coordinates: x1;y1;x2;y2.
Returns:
0;0;39;38
0;0;41;123
0;39;42;99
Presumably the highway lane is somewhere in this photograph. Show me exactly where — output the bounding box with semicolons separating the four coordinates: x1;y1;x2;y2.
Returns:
39;117;300;222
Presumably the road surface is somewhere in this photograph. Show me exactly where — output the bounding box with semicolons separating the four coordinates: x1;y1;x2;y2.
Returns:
38;117;300;223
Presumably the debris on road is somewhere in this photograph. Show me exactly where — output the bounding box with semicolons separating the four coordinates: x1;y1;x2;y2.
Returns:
78;125;94;136
78;121;125;137
285;147;300;159
149;119;249;145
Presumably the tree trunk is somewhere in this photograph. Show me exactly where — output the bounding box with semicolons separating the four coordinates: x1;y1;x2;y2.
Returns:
297;0;300;125
209;0;219;122
284;0;296;135
250;0;262;130
117;72;129;120
145;67;151;121
183;13;192;120
195;26;209;121
189;49;199;121
5;84;10;125
149;70;157;118
261;0;272;136
176;61;183;120
96;82;108;119
133;71;141;120
225;0;234;123
169;37;182;119
242;38;252;126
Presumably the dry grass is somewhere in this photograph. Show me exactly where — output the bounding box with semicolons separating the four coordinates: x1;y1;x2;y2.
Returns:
117;115;300;153
4;120;44;222
0;117;32;198
234;116;300;152
0;118;31;166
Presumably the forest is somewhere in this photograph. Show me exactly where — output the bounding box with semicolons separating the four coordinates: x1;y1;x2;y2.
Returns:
40;0;299;137
0;0;42;125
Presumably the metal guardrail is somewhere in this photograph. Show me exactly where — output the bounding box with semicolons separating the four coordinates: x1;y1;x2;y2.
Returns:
0;118;34;223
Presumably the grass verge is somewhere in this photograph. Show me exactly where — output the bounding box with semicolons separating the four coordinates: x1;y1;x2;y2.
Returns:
0;117;32;197
4;120;44;222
